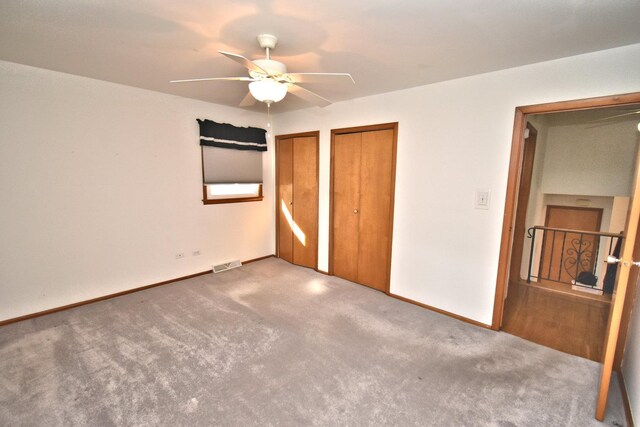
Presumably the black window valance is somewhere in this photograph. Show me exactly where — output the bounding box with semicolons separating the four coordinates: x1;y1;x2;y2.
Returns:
197;119;267;152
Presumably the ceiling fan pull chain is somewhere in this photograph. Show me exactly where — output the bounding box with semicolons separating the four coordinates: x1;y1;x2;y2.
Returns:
266;103;272;138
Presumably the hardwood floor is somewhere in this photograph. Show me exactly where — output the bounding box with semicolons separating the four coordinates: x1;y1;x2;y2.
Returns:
501;281;611;362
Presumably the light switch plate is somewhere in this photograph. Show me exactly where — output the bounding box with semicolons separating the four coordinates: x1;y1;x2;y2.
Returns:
475;189;491;210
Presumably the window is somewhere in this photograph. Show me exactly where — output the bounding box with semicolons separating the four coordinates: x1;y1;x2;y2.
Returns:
200;146;264;204
198;119;266;204
207;183;262;198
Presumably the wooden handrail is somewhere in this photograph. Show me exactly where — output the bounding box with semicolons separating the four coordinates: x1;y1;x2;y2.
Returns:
529;226;624;239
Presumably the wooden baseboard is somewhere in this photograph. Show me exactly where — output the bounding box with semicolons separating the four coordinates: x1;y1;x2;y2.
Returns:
618;370;635;427
0;254;275;327
312;270;487;328
243;254;275;264
388;292;491;329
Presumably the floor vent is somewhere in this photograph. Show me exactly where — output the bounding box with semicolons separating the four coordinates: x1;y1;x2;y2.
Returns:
213;260;242;273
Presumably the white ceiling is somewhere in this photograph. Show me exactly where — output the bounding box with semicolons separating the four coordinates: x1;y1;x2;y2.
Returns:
2;0;640;113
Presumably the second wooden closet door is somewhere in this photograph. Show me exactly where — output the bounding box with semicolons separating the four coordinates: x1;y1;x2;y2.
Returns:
277;135;318;269
332;128;395;291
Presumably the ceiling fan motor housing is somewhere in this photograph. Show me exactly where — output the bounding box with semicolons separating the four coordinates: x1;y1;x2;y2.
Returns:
250;59;288;79
257;34;278;50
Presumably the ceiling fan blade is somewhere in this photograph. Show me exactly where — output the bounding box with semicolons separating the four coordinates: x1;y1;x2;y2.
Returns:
288;83;332;108
239;91;257;107
219;50;269;75
600;110;640;120
285;72;355;84
585;122;617;129
588;110;640;122
170;77;256;83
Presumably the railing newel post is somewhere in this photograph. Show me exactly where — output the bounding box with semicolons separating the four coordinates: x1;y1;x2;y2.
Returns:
527;227;535;283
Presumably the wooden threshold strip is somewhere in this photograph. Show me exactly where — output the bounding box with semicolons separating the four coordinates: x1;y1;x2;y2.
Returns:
0;254;274;327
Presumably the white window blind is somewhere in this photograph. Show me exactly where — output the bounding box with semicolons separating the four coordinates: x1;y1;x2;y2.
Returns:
202;146;263;184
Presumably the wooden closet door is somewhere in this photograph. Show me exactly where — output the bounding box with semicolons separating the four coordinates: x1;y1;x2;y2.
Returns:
357;129;394;291
332;133;362;282
277;138;294;263
292;136;318;268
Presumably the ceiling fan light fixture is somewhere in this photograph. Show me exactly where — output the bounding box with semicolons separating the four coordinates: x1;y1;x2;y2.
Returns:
171;34;353;108
249;79;287;104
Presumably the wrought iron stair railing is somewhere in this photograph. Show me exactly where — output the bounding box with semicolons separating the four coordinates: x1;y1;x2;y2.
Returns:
526;226;623;293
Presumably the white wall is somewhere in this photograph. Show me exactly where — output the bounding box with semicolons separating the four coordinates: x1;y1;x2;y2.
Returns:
541;121;638;196
623;278;640;424
0;60;275;322
275;43;640;325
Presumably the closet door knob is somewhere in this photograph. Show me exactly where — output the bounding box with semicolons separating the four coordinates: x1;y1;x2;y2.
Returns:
353;209;359;214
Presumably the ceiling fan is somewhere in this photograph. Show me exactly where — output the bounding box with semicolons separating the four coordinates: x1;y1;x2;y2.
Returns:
585;106;640;130
171;34;355;108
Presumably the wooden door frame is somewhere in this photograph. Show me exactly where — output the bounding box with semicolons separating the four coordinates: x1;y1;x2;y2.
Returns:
274;131;320;268
493;92;640;330
509;122;537;284
329;122;399;294
491;92;640;419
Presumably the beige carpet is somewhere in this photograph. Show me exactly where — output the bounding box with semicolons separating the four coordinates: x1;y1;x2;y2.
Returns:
0;257;628;426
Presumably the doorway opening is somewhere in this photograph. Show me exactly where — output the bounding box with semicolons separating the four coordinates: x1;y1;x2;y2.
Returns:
493;92;640;420
502;106;640;361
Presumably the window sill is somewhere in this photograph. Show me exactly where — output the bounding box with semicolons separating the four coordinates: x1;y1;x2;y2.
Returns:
202;196;264;205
